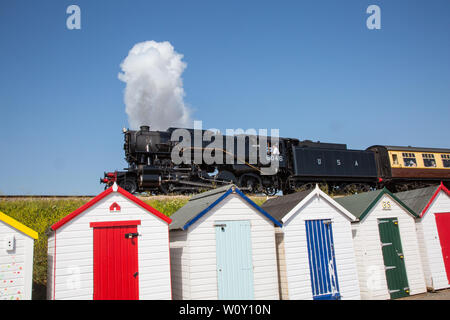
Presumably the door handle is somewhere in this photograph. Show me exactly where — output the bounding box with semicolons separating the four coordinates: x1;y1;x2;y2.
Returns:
125;233;139;239
133;272;139;278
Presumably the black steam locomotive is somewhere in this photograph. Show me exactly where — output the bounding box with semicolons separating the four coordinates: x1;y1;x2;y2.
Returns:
101;125;450;195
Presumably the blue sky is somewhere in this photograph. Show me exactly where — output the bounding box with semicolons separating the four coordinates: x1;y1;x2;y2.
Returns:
0;0;449;195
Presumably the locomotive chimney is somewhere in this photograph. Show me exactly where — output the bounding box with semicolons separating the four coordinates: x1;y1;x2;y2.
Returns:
140;125;150;132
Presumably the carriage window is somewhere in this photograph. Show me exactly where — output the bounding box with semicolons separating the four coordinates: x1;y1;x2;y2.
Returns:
402;153;417;167
422;154;436;168
442;154;450;168
392;154;399;165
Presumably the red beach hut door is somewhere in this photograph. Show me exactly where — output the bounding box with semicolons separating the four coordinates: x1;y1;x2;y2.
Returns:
435;212;450;283
91;221;140;300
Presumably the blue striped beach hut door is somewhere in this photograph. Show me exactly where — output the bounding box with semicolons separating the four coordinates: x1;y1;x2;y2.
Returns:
215;220;254;299
305;219;341;300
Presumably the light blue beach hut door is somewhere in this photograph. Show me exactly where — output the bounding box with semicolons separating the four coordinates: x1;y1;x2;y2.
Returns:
305;219;341;300
215;220;254;299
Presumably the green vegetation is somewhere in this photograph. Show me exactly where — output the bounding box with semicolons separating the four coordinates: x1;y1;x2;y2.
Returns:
0;195;268;299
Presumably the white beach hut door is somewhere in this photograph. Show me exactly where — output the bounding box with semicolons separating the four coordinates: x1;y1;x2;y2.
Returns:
215;220;254;299
305;219;341;300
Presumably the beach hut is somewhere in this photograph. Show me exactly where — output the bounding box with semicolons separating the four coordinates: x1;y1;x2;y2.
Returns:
0;210;38;300
261;185;361;300
47;183;172;300
169;185;282;300
336;188;427;299
396;183;450;291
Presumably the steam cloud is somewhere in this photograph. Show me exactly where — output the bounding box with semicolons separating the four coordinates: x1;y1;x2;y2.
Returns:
118;41;192;130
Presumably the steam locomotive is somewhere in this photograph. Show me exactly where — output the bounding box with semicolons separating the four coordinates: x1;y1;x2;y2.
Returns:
101;125;450;195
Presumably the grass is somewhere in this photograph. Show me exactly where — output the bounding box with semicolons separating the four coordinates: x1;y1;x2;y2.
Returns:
0;195;268;299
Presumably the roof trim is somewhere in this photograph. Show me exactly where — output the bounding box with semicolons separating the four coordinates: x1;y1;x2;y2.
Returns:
51;184;171;231
182;187;282;230
420;182;450;218
368;145;450;153
281;185;357;224
117;186;172;224
359;187;419;221
0;211;38;239
234;188;283;227
182;188;233;230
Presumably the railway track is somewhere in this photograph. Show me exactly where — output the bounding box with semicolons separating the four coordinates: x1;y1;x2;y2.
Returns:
0;194;273;201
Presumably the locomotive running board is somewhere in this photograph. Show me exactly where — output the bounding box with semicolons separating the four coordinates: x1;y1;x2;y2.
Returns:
164;180;233;188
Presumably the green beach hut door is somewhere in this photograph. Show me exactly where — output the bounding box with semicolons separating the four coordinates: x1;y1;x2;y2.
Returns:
215;220;254;299
377;218;410;299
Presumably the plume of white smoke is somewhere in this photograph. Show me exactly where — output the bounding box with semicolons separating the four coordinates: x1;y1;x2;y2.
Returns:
118;41;192;130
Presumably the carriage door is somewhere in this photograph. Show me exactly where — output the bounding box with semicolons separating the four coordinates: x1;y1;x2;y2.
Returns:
305;219;341;300
91;220;140;300
435;212;450;283
378;218;410;299
215;220;254;299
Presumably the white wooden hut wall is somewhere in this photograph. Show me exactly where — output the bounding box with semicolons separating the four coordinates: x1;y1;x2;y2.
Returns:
170;192;280;300
415;189;450;290
351;193;427;299
47;187;172;300
0;214;36;300
280;191;361;300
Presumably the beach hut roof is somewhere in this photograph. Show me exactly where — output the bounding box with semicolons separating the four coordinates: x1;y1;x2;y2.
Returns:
169;185;282;230
335;187;419;221
0;211;38;239
261;185;356;223
395;183;450;218
50;183;171;231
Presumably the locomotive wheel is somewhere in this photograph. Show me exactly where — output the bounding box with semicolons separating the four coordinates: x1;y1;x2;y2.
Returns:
282;175;297;194
120;180;137;194
343;183;371;194
295;183;315;193
263;187;278;196
394;183;421;192
216;170;238;184
359;184;372;192
239;174;262;194
159;183;175;195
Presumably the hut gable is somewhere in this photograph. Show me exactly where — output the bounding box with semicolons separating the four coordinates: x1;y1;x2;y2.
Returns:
169;185;281;230
47;183;172;300
396;183;450;290
51;184;171;232
335;188;419;222
262;186;360;300
396;183;450;218
0;211;38;240
337;188;426;299
262;185;356;224
169;185;280;300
